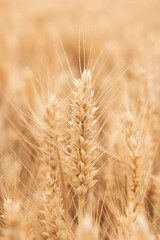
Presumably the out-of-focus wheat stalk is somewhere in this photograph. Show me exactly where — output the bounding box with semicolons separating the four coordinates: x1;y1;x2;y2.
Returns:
77;215;98;240
2;199;33;240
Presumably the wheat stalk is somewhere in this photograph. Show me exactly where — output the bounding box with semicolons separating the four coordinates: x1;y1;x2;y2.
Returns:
2;199;33;240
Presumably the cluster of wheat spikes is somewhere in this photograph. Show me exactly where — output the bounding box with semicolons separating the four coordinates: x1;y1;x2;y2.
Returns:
1;0;160;239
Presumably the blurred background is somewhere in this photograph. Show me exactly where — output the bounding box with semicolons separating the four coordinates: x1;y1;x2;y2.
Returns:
0;0;160;196
1;0;160;81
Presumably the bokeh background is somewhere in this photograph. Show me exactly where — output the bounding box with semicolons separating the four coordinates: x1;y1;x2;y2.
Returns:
0;1;160;239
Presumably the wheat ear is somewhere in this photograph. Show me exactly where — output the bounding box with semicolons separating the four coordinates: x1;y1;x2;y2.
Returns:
66;69;98;208
43;95;62;175
123;110;146;212
41;172;67;240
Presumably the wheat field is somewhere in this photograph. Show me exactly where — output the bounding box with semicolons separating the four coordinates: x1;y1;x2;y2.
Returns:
0;0;160;239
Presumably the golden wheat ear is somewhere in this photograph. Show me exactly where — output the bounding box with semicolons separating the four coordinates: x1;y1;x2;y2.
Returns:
117;106;153;240
36;93;70;239
41;172;67;240
65;69;98;209
122;110;145;212
39;94;62;179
